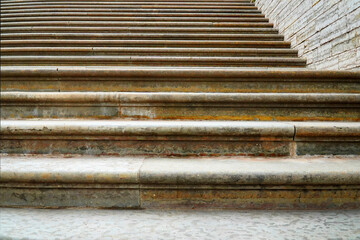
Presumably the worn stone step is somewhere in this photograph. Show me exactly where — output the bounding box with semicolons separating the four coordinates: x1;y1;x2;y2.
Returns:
1;155;359;209
0;33;281;41
1;21;273;28
1;5;258;10
1;26;277;34
2;1;255;7
3;0;252;2
1;56;305;67
0;40;289;48
1;12;265;18
1;120;359;156
1;47;296;57
0;9;262;14
2;66;359;93
1;17;268;23
2;0;250;4
2;92;358;121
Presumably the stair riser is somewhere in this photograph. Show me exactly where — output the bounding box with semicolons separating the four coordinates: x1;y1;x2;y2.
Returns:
1;22;274;27
2;0;254;2
1;51;296;57
2;79;359;93
1;13;265;18
2;138;359;156
1;187;359;210
1;34;281;40
0;41;290;48
1;27;278;34
2;3;256;7
0;139;294;157
2;105;359;121
1;6;258;10
2;18;268;23
1;61;305;67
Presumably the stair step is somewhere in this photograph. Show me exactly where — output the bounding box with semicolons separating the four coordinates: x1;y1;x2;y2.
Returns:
1;56;305;67
1;47;296;57
2;66;359;93
1;33;281;40
0;40;289;48
1;120;359;156
2;92;358;121
1;21;274;28
2;0;250;4
1;155;359;209
1;5;258;10
3;3;255;8
1;12;266;18
2;0;253;2
1;9;263;14
1;26;278;34
1;17;268;23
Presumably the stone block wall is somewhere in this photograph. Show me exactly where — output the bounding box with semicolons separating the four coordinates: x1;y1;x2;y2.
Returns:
255;0;360;70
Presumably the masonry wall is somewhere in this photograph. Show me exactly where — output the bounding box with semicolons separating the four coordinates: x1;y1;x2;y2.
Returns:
255;0;360;70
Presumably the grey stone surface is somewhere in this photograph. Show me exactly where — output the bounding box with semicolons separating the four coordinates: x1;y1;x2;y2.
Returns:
1;208;360;240
256;0;360;70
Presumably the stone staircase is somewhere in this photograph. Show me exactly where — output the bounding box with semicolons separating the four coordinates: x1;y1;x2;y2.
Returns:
0;0;359;210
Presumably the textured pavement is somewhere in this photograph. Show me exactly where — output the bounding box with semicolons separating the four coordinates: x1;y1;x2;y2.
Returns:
1;208;360;240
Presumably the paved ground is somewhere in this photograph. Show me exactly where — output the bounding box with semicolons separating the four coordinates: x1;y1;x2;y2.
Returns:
1;208;360;240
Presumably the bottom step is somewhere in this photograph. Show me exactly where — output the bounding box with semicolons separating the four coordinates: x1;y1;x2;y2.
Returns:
1;155;359;210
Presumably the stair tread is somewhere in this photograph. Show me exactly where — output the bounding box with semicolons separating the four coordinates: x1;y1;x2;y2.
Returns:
1;154;359;185
2;66;359;77
2;120;360;137
3;92;359;103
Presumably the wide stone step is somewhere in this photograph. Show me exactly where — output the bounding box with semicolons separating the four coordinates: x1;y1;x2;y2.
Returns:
0;39;289;48
1;120;359;156
2;0;250;4
1;9;263;14
1;155;359;209
2;0;253;2
1;17;268;23
2;66;359;93
1;33;281;40
2;1;255;6
1;5;258;10
2;92;358;121
1;47;296;57
1;26;277;34
1;12;265;18
1;21;273;28
1;56;305;67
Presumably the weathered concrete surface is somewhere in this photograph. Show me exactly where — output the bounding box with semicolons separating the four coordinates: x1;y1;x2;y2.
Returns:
1;208;359;240
256;0;360;70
